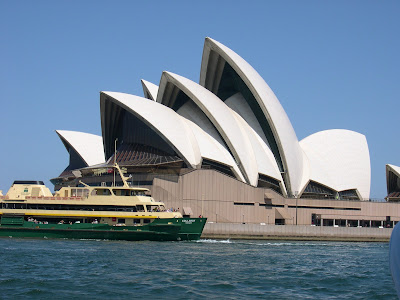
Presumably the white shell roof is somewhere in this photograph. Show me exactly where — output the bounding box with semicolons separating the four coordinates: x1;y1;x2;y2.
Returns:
175;94;282;187
157;71;259;186
100;91;201;168
141;79;158;101
177;101;226;148
56;130;105;167
180;116;246;183
200;37;306;195
230;109;287;196
386;164;400;194
300;129;371;199
225;93;270;148
387;164;400;177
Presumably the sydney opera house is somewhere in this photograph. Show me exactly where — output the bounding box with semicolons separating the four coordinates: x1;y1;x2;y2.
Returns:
52;37;399;227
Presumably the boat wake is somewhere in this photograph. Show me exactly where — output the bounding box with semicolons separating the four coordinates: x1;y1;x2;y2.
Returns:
197;239;335;247
196;239;232;244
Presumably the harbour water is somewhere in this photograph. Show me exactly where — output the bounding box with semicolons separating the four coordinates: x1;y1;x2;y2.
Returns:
0;238;396;299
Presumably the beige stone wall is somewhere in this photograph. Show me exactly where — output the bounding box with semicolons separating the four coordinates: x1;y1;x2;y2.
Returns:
151;169;400;225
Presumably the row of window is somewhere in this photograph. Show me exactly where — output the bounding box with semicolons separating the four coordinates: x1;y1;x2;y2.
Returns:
311;215;398;228
234;202;361;211
2;203;166;213
68;188;148;197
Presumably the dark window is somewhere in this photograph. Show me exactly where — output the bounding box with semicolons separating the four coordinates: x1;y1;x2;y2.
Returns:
201;159;235;178
234;202;254;206
339;189;360;200
257;174;282;195
302;181;336;199
94;189;112;196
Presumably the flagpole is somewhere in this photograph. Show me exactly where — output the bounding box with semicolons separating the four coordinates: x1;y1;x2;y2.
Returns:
114;138;118;186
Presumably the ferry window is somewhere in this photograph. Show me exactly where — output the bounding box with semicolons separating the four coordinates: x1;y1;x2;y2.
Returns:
131;190;146;196
133;219;141;224
115;190;131;196
136;205;145;212
146;205;160;212
94;189;112;196
117;219;125;224
143;219;152;224
76;189;89;197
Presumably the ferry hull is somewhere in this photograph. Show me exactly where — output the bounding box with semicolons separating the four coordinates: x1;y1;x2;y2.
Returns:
0;217;206;242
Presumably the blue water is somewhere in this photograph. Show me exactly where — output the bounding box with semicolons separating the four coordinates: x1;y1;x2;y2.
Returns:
0;238;396;299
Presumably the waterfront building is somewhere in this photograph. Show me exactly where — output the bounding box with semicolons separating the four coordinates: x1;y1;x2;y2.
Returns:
51;37;399;227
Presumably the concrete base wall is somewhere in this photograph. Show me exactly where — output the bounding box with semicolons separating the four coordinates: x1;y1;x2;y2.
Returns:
152;169;400;227
202;223;393;242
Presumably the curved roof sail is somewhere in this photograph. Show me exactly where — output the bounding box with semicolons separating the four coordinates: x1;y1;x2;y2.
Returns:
141;79;158;101
230;109;287;196
386;164;400;195
300;129;371;200
199;37;306;196
56;130;105;167
100;91;201;169
181;117;246;183
157;71;259;186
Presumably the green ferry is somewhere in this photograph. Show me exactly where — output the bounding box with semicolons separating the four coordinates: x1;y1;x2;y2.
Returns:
0;164;206;241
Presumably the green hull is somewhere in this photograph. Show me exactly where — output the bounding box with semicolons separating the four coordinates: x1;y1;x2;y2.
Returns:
0;217;207;241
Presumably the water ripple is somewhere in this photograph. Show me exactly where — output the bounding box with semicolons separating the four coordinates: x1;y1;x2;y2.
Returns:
0;238;396;299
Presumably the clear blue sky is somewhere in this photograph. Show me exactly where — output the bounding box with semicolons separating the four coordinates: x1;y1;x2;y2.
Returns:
0;1;399;198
